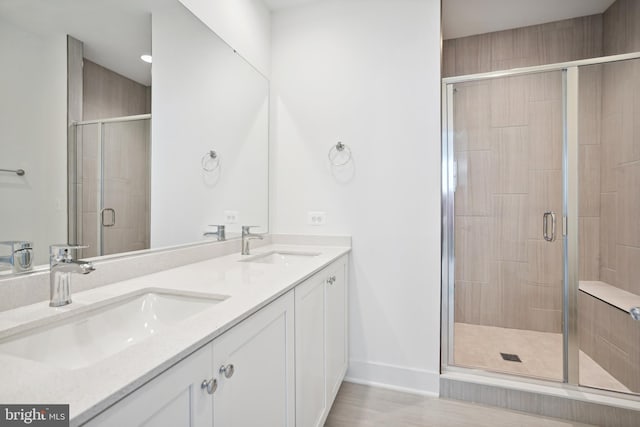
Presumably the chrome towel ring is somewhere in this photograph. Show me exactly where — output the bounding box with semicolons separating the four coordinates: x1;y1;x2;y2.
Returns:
201;150;220;172
328;141;352;166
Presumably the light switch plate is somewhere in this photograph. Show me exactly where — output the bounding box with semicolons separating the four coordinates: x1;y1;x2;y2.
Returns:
307;211;326;226
225;210;238;224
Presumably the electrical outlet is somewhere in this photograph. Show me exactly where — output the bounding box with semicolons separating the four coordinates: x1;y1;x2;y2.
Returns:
225;210;238;224
307;211;326;226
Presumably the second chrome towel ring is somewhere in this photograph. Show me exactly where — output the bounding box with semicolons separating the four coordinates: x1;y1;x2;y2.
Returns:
201;150;220;172
328;141;352;166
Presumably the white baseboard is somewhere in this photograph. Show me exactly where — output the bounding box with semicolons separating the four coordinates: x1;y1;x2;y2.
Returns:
344;359;440;397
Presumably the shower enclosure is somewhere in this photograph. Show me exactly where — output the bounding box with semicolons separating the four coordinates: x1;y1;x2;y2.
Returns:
69;114;151;258
442;53;640;396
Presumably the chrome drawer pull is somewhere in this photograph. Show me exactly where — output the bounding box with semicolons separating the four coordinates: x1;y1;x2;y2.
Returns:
201;378;217;394
220;364;235;378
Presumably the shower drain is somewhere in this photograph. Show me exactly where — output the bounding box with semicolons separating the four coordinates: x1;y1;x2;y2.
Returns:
500;352;522;362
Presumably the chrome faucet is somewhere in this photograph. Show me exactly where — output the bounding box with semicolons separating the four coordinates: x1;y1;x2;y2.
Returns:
49;244;95;307
241;226;263;255
0;241;33;273
204;224;226;241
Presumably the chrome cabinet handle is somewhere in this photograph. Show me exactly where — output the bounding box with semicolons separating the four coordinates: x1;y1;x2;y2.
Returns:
219;364;235;378
201;378;217;394
327;276;337;285
631;307;640;321
101;208;116;227
543;211;556;242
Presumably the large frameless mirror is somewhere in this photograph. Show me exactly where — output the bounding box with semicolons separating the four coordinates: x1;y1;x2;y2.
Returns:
0;0;269;274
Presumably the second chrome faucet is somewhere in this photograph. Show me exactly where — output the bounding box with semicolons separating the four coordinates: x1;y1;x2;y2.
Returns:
241;226;263;255
204;225;226;241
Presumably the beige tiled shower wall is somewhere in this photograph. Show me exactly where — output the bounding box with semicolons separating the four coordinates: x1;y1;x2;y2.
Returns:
579;0;640;388
443;14;603;78
453;72;565;333
578;65;602;282
598;59;640;291
597;0;640;296
446;13;606;333
579;291;640;392
442;0;640;79
449;0;640;334
77;60;151;258
603;0;640;56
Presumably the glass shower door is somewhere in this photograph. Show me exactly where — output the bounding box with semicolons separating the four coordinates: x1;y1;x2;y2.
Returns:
72;122;100;258
71;117;151;258
100;119;151;256
448;70;565;381
577;58;640;395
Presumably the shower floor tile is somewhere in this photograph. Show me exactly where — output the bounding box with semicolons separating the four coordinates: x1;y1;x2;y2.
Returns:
453;322;631;393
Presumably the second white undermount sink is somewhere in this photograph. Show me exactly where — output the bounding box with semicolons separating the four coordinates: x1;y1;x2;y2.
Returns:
0;290;228;370
240;251;320;265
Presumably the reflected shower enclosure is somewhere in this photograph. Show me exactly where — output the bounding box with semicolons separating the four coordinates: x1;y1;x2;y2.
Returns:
67;46;152;259
71;117;151;258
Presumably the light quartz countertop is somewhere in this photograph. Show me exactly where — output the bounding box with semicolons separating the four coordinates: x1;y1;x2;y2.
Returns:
0;243;350;426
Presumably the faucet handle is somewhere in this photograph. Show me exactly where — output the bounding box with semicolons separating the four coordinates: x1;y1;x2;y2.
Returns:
50;244;89;260
205;225;226;241
242;225;261;233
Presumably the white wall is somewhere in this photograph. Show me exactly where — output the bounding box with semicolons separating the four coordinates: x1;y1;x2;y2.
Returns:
0;17;67;268
151;0;269;248
178;0;271;77
270;0;442;394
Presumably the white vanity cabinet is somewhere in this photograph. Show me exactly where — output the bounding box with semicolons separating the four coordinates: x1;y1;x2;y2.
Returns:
84;254;348;427
88;345;214;427
86;292;295;427
212;291;295;427
295;257;348;427
325;257;348;402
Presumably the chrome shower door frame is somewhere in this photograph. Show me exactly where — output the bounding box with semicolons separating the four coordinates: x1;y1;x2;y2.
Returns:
440;52;640;391
71;114;151;257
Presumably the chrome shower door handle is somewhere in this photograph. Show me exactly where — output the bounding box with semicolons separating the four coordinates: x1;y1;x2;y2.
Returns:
101;208;116;227
543;211;557;242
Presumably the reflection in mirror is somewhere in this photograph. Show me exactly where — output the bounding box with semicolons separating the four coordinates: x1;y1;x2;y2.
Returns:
0;0;269;274
151;0;269;248
71;117;151;259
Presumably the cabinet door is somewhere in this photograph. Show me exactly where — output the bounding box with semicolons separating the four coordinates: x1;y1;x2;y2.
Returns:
295;272;327;427
326;258;348;405
212;291;295;427
87;345;213;427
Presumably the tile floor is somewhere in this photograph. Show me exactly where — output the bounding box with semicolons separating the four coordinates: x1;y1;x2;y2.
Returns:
325;382;595;426
453;322;631;393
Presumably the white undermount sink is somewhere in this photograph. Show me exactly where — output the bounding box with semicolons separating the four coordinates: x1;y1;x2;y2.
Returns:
0;290;228;370
240;250;320;265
